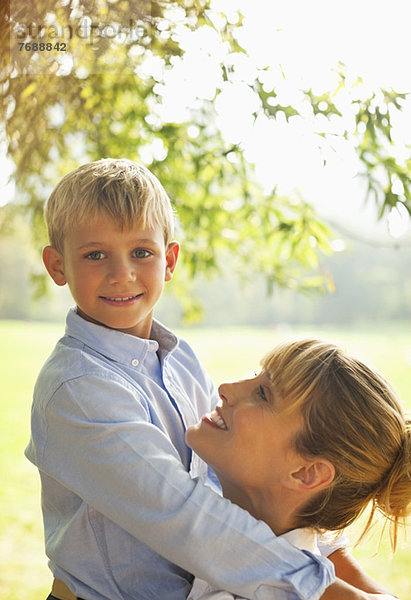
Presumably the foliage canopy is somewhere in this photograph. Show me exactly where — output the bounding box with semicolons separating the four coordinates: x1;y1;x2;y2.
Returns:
1;0;410;312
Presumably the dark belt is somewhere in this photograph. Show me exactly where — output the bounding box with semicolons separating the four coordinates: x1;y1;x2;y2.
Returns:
50;578;85;600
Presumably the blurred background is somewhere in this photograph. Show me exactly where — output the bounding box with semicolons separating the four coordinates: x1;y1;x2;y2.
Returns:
1;0;410;598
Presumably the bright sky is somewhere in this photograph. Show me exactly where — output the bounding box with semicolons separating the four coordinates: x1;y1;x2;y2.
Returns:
162;0;411;241
233;0;411;240
221;0;411;91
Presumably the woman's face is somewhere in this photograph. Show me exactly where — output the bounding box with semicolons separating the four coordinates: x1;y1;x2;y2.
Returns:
186;372;304;494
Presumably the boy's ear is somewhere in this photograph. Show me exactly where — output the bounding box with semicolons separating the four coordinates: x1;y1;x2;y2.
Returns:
287;459;335;492
42;246;67;286
164;241;179;282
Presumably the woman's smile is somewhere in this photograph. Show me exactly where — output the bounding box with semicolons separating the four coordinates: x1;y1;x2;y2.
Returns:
202;406;228;431
186;373;304;495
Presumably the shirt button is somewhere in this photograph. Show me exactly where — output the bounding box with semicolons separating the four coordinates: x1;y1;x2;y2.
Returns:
131;358;139;367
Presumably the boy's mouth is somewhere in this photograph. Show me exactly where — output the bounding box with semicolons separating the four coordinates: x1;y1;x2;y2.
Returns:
100;294;143;303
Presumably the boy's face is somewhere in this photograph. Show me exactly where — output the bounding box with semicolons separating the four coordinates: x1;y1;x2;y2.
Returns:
44;214;179;339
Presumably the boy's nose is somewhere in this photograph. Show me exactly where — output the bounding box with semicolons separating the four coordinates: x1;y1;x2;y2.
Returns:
108;258;136;284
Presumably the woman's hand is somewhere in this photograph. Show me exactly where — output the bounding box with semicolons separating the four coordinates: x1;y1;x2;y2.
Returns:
365;595;398;600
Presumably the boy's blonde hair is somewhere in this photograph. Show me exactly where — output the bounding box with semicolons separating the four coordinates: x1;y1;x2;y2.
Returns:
44;158;175;252
261;339;411;549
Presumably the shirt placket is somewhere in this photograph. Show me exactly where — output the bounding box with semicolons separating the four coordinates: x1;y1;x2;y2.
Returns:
161;355;208;482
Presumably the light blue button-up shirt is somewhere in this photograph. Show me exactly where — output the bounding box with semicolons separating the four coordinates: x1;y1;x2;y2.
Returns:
25;309;334;600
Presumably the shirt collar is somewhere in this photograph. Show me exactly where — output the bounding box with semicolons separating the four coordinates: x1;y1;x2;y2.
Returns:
65;308;178;364
281;527;320;555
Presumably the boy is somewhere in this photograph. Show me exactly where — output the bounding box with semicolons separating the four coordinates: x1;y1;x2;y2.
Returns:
25;158;371;600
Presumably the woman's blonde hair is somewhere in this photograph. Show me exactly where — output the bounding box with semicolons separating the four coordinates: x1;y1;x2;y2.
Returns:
44;158;175;252
261;339;411;549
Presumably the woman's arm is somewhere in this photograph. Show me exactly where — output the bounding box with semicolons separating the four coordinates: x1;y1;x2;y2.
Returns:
320;577;398;600
326;549;397;597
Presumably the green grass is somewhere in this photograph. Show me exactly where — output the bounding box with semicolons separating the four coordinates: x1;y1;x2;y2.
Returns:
1;319;410;599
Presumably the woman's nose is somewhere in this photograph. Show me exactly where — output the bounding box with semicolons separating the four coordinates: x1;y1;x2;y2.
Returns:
218;382;236;406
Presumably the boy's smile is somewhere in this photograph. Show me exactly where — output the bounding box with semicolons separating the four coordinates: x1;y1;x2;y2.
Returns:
43;214;179;339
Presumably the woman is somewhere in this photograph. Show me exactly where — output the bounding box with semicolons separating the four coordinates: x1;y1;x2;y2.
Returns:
186;339;410;600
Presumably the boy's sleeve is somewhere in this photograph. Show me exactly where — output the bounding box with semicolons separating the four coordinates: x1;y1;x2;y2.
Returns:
31;372;334;600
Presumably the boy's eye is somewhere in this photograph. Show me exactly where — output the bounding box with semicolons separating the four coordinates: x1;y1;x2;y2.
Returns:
133;248;152;259
86;250;104;260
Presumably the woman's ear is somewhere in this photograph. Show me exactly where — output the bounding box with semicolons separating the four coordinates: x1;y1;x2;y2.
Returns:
42;246;67;286
164;241;180;282
288;459;335;492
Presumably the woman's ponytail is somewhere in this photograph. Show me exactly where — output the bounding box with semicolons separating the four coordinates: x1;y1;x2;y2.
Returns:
374;418;411;550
